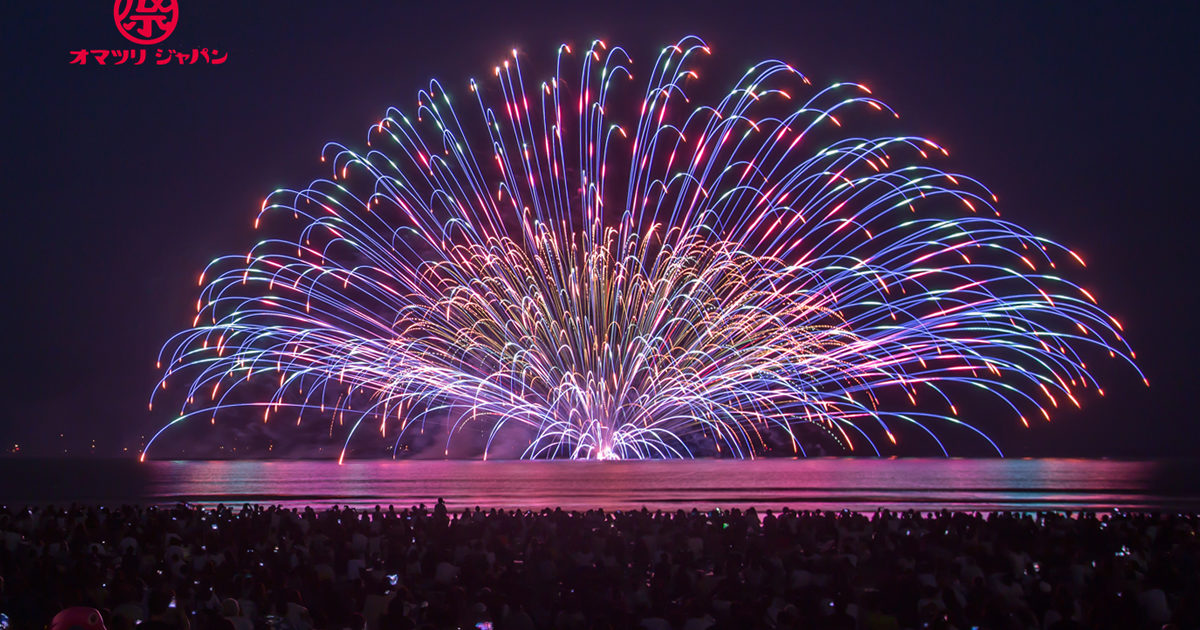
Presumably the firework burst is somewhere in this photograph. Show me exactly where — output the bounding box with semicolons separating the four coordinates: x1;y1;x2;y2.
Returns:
148;37;1142;461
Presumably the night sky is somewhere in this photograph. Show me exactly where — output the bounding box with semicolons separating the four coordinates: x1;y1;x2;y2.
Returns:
3;1;1197;457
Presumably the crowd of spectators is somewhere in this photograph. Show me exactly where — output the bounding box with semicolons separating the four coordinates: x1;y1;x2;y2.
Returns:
1;501;1196;629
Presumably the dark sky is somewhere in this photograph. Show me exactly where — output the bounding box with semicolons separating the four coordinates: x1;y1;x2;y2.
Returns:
3;1;1197;457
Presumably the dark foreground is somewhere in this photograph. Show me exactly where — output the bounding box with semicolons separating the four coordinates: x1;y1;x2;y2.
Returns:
1;504;1196;630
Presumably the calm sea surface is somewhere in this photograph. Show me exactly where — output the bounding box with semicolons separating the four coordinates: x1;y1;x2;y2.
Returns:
2;458;1198;513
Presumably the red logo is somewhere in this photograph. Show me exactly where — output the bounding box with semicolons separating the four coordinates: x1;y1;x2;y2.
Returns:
113;0;178;45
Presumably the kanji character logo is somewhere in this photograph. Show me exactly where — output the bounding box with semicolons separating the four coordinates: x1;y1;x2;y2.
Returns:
113;0;178;45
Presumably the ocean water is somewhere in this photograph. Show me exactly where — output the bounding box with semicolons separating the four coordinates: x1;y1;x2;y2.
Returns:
2;458;1198;513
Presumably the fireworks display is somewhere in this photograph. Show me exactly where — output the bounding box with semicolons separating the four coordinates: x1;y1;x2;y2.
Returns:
148;37;1142;461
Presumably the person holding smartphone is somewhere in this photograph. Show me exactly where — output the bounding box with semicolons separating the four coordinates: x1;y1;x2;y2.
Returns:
138;589;190;630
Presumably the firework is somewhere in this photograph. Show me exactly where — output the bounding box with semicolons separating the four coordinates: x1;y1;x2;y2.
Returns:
148;36;1141;461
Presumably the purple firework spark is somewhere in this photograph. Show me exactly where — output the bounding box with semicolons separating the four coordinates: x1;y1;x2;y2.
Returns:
147;37;1143;461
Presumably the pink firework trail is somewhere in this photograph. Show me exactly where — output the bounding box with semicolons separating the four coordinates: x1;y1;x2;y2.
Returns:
148;37;1142;461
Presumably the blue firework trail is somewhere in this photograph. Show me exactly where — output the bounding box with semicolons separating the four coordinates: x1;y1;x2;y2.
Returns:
148;37;1143;461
